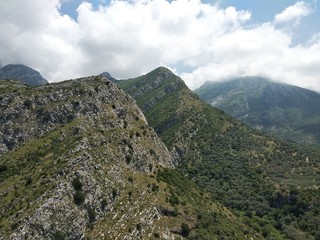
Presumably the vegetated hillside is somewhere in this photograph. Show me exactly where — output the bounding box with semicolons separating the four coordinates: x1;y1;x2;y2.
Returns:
0;64;48;86
194;77;320;145
118;67;320;240
0;77;260;240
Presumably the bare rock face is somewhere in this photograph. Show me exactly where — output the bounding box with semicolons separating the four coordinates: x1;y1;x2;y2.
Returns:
0;76;175;239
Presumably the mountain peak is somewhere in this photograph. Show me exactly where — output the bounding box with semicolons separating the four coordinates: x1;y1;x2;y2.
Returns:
117;67;186;113
146;66;177;80
0;64;48;86
99;71;117;82
195;77;320;145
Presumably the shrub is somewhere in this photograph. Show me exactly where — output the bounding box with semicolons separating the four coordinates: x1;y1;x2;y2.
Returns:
125;155;132;164
72;177;83;191
0;164;7;173
23;99;32;108
169;193;179;206
136;223;142;232
181;223;190;237
25;177;33;186
128;191;132;202
74;191;85;205
112;188;118;199
153;232;160;238
151;183;159;192
52;231;66;240
148;163;153;172
128;176;134;182
101;198;108;210
87;208;96;222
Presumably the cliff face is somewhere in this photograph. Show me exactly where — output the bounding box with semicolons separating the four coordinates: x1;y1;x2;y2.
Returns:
0;76;175;239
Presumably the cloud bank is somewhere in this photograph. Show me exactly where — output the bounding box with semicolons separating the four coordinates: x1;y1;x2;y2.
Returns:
0;0;319;92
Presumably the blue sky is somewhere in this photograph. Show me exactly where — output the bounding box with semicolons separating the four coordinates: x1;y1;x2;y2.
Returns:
1;0;320;91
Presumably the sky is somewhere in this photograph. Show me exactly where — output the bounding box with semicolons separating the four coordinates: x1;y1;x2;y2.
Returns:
0;0;320;91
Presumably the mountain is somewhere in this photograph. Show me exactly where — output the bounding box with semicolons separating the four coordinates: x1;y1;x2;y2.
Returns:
99;71;117;82
0;64;48;86
0;77;260;239
118;67;320;240
194;77;320;145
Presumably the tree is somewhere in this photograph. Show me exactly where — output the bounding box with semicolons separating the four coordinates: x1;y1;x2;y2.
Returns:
181;223;190;237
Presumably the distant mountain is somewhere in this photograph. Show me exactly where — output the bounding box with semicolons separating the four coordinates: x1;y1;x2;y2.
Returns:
118;68;320;239
99;71;117;82
0;64;48;86
195;77;320;145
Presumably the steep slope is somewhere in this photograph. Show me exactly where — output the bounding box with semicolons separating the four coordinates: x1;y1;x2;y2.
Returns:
118;67;320;240
195;77;320;145
0;64;48;86
0;77;260;240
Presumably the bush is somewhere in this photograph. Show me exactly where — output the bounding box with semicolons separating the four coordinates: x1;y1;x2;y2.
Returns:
0;164;7;173
181;223;190;237
52;231;66;240
136;223;142;232
74;191;85;205
25;177;33;186
169;193;179;206
112;188;118;199
151;183;159;192
125;155;132;164
23;99;32;108
128;191;132;202
101;198;108;210
72;177;83;191
87;208;96;222
153;232;160;238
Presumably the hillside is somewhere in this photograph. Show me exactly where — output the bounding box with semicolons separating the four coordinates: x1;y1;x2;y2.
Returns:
0;64;48;86
194;77;320;145
0;77;260;239
118;67;320;240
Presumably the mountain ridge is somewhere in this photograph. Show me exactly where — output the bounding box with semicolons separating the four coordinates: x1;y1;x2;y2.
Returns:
118;67;320;239
195;77;320;145
0;76;176;239
0;64;48;86
0;74;261;239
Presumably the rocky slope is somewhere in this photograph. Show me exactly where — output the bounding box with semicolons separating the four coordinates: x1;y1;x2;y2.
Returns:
194;77;320;145
0;76;175;239
0;64;48;86
118;67;320;240
0;76;261;239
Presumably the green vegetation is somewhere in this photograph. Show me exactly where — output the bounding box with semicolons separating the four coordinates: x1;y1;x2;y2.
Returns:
195;77;320;145
119;67;320;239
52;230;67;240
0;120;82;236
74;191;85;205
1;68;319;239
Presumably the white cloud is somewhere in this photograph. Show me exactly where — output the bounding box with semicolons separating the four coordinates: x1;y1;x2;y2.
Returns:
274;1;313;26
0;0;319;92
